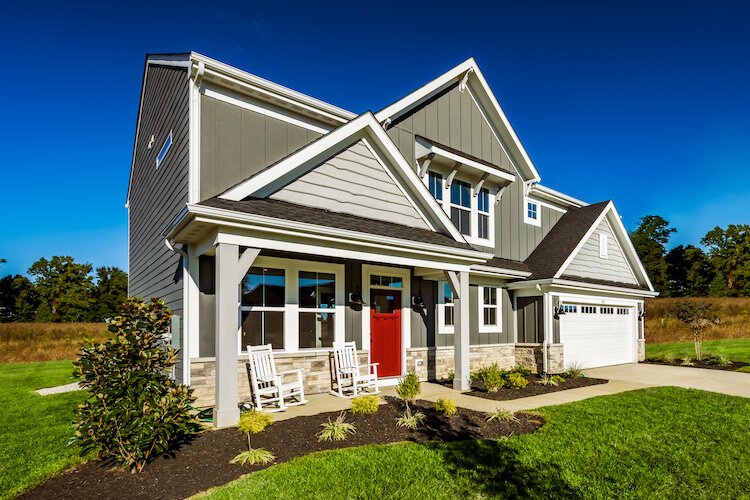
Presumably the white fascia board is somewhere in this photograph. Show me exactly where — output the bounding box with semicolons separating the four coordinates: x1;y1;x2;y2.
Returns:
470;265;532;279
508;278;658;298
172;203;492;264
530;184;588;208
416;139;515;183
219;112;468;244
553;202;613;279
190;52;355;125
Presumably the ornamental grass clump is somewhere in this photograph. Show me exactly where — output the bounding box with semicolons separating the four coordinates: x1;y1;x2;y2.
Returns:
350;395;380;415
396;371;425;429
433;398;457;417
539;375;565;387
73;298;201;473
486;407;519;423
317;412;356;442
232;410;275;465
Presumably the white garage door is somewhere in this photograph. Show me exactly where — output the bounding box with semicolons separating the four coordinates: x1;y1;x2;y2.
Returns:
559;305;635;369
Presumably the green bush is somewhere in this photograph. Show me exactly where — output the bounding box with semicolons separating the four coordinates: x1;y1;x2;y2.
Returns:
471;364;506;392
509;366;532;378
736;366;750;373
396;372;421;407
506;372;529;390
73;298;201;473
350;395;380;415
540;375;564;387
704;355;733;367
433;398;457;417
551;375;565;385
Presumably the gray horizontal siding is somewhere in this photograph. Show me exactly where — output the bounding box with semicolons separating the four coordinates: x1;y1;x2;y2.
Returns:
128;64;190;380
270;140;429;229
565;219;638;284
200;95;323;200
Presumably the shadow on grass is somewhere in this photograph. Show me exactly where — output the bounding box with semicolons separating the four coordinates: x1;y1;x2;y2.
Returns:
435;439;582;499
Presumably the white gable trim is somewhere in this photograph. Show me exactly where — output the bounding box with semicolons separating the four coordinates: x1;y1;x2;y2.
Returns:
374;58;541;183
554;203;654;291
220;112;468;243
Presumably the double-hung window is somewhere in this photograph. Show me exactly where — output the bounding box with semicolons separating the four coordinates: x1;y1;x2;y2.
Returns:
450;180;472;236
241;267;285;350
298;271;336;349
477;188;490;240
428;171;443;203
478;286;501;332
438;282;455;334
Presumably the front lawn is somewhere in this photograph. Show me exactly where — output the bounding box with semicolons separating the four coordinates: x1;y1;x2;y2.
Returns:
201;387;750;499
646;338;750;364
0;361;86;499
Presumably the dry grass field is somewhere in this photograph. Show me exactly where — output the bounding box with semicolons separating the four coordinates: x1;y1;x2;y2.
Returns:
646;297;750;344
0;323;111;363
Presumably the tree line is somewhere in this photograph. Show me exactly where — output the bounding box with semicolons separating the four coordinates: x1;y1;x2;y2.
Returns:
0;256;128;322
630;216;750;297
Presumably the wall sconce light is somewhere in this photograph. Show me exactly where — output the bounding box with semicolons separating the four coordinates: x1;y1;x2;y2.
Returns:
412;293;426;309
348;290;364;306
639;311;646;320
553;305;567;320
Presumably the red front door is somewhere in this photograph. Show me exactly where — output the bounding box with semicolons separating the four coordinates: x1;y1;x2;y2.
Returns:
370;289;402;377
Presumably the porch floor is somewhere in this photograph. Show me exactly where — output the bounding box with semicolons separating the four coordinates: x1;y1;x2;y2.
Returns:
264;377;648;421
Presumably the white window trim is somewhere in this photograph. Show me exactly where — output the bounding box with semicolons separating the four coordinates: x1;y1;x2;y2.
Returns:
478;285;502;333
156;130;173;169
599;233;609;259
437;281;455;334
422;169;496;246
524;197;541;227
238;256;345;355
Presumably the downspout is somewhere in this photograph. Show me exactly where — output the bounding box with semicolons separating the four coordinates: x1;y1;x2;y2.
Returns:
538;286;548;375
165;239;189;383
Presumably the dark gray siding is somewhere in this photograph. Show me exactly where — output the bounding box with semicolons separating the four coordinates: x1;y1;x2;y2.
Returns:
128;64;190;380
199;95;323;200
517;296;544;343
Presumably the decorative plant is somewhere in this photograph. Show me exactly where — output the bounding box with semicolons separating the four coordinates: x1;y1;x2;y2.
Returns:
433;398;458;417
73;298;201;473
509;366;532;378
396;371;424;429
317;412;356;441
446;369;454;381
506;372;529;390
704;354;732;367
674;301;717;361
486;407;519;423
564;363;586;379
471;364;505;392
231;410;275;465
350;395;380;415
680;356;696;367
539;375;564;387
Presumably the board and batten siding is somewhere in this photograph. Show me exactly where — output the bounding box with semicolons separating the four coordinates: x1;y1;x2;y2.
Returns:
270;140;430;230
564;219;639;285
128;64;190;381
384;82;564;261
199;95;324;200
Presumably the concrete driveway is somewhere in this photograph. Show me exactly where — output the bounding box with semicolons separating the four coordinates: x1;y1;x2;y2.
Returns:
587;363;750;399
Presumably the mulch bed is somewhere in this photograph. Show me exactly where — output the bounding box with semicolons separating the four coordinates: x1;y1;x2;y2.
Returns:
21;397;543;500
439;375;608;401
642;359;749;371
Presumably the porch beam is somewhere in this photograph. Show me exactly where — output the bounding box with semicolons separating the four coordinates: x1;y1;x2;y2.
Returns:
446;270;470;391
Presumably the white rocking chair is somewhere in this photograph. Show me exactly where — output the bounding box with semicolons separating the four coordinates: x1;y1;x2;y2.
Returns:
331;341;379;398
247;344;307;412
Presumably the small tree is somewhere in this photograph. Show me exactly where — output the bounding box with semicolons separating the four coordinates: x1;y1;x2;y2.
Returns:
73;297;201;473
231;410;275;465
395;371;425;429
674;301;716;361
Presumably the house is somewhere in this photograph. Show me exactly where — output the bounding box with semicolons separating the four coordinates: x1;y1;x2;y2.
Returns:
127;53;657;427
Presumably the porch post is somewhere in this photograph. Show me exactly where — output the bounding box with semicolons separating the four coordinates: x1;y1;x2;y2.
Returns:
213;242;240;428
447;270;471;391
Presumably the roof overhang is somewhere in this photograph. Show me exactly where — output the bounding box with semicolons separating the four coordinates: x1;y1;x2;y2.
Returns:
165;203;492;271
529;184;587;209
507;278;659;298
414;136;515;185
375;58;540;183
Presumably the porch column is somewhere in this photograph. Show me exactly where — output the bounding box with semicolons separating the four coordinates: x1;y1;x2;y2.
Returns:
446;270;470;391
213;242;259;428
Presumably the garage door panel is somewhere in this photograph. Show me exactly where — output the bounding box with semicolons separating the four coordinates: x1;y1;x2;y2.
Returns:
560;305;634;369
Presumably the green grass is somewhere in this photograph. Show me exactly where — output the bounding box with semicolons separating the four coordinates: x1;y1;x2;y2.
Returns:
646;338;750;363
200;387;750;499
0;361;86;499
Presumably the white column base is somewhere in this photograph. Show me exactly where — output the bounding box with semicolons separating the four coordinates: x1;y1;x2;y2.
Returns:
213;406;240;428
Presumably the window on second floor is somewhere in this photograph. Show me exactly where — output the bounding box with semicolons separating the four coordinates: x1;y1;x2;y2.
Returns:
428;171;443;203
524;198;541;227
478;188;490;240
156;130;173;169
450;180;472;236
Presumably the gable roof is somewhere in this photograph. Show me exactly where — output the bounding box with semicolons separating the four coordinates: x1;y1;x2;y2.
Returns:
523;200;655;292
199;197;474;250
374;58;541;183
219;112;468;244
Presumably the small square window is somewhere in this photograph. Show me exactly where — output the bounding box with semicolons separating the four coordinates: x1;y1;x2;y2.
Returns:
524;198;541;226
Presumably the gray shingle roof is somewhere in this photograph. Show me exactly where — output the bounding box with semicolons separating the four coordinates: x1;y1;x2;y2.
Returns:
199;197;474;251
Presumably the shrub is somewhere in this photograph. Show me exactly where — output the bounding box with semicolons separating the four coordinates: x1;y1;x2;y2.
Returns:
446;369;454;381
539;375;564;387
565;363;586;378
433;398;457;417
318;412;356;442
231;448;275;466
350;395;380;415
471;364;506;392
506;372;529;390
509;366;532;378
486;407;519;423
73;298;201;473
680;356;696;367
238;409;273;435
736;366;750;373
396;410;426;429
396;371;421;408
704;355;733;367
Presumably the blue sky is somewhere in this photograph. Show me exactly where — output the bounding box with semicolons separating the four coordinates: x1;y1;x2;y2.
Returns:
1;1;748;277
